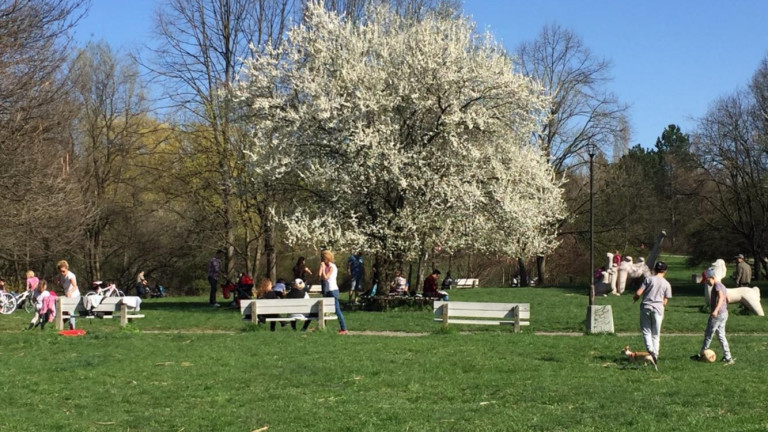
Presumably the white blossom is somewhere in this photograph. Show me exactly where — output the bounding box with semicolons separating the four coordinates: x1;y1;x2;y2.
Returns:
233;4;566;261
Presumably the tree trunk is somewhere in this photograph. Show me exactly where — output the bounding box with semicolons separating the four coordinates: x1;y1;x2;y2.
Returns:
407;262;414;296
263;210;276;281
518;257;529;287
415;243;428;295
536;255;546;285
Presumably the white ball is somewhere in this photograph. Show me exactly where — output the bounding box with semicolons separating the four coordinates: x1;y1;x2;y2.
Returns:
702;349;717;363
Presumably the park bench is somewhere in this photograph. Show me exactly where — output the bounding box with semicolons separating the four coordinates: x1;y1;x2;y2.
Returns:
453;278;479;289
240;297;337;330
308;285;323;295
55;296;145;330
433;301;529;333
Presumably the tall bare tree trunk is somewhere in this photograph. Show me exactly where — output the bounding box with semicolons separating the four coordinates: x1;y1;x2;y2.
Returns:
263;211;276;281
415;242;428;295
536;255;545;285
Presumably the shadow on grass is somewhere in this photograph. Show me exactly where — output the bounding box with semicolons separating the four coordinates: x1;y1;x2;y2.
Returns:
140;301;241;312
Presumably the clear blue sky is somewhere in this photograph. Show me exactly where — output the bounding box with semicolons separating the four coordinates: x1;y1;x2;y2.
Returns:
74;0;768;148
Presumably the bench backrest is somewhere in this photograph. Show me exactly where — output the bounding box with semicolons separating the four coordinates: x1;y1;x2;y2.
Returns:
239;297;336;316
454;278;479;288
58;296;139;314
433;301;530;320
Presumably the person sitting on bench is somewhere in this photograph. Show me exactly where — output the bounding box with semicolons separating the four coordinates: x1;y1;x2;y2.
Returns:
423;269;449;301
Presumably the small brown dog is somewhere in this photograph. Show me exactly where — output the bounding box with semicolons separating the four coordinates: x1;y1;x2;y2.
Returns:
621;346;658;371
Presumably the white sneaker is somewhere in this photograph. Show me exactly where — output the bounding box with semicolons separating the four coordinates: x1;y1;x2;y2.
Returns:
211;303;221;308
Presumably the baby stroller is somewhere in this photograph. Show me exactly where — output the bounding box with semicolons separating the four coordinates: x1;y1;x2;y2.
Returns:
149;284;166;298
233;273;254;307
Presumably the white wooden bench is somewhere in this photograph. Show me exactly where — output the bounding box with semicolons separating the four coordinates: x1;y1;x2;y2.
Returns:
240;298;337;330
433;301;530;333
308;285;323;295
453;278;479;289
55;296;145;330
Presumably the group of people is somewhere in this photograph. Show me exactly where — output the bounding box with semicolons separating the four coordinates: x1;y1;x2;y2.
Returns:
3;261;82;331
209;250;349;334
205;248;462;334
633;255;745;366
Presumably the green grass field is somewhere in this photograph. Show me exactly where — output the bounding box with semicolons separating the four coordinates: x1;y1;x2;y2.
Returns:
1;255;767;431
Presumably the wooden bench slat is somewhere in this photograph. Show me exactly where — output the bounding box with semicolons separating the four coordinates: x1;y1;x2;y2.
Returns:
440;310;531;320
434;301;528;310
433;318;531;326
239;298;336;315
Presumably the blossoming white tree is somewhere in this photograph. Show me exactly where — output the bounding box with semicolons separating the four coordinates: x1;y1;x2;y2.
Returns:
234;3;566;272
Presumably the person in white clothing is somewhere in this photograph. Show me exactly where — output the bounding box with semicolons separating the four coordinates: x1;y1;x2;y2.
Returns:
57;260;80;329
318;250;347;334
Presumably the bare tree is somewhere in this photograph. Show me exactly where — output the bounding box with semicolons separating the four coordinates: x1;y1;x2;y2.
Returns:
516;24;627;283
0;0;89;279
694;63;768;275
146;0;298;281
67;41;151;282
516;24;627;173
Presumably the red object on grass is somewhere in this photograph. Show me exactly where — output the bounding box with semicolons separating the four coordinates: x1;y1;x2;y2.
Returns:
59;329;86;336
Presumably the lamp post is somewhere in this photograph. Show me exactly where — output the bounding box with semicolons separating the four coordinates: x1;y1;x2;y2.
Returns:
585;142;613;333
588;143;596;307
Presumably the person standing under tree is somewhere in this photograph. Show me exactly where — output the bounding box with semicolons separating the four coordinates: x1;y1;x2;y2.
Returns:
207;249;224;307
136;271;148;297
691;268;735;365
734;254;751;287
633;261;672;364
319;249;348;335
347;251;364;303
57;260;80;330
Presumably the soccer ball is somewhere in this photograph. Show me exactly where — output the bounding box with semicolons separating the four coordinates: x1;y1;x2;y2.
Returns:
702;349;717;363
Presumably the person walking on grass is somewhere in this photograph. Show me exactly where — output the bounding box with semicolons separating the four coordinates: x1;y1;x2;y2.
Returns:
207;249;224;307
57;260;80;330
319;249;348;335
691;268;735;365
633;261;672;364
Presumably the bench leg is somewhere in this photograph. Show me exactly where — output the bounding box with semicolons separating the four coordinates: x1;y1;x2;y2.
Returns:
55;297;63;331
317;300;326;330
442;304;449;329
513;305;520;333
251;302;259;325
120;303;128;327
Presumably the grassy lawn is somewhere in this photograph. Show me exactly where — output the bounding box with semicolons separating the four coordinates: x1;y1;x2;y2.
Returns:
1;254;767;431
